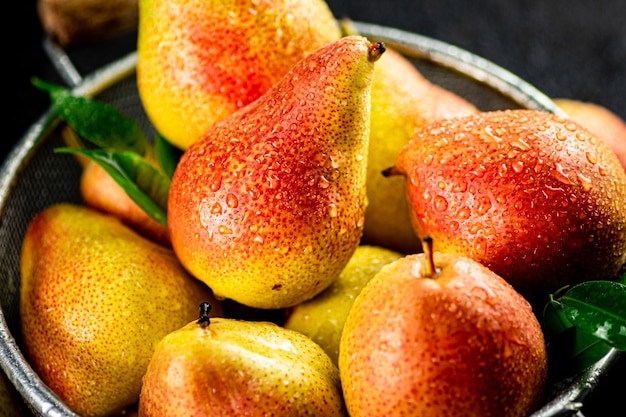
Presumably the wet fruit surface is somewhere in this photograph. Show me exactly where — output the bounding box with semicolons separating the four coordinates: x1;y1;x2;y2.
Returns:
339;252;547;417
396;109;626;303
137;0;342;149
20;204;220;416
139;316;347;416
168;37;380;309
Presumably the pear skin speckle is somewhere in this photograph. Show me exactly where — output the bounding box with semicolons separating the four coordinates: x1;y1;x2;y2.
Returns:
137;0;342;149
139;317;347;416
339;253;548;417
396;109;626;303
20;203;221;417
555;98;626;171
285;245;403;365
168;36;380;309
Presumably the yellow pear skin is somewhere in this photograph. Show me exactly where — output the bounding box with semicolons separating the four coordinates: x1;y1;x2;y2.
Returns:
555;98;626;171
284;245;402;365
137;0;341;149
168;36;384;309
20;203;222;417
139;305;347;417
339;251;547;417
362;47;478;254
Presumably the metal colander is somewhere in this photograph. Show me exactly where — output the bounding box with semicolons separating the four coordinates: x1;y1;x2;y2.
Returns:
0;22;621;417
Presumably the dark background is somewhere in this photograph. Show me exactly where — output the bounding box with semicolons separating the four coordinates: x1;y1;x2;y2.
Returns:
7;0;625;415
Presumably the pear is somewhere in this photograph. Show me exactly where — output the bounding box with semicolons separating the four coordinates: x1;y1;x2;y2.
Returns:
168;36;385;309
138;302;347;416
339;238;548;417
80;161;171;247
20;203;222;417
387;109;626;304
137;0;342;149
363;46;478;254
554;98;626;171
284;245;402;365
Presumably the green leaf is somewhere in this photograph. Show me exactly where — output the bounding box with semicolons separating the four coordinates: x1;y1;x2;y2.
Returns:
31;77;65;94
559;280;626;350
543;297;573;339
543;298;613;378
56;148;169;225
33;78;148;155
154;131;182;179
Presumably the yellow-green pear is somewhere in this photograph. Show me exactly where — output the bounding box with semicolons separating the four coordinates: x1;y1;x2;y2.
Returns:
137;0;342;149
168;36;385;309
362;45;478;254
284;245;402;364
138;302;347;416
20;203;222;417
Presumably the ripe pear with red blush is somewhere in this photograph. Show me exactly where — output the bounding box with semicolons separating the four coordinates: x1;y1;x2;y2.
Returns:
139;302;347;417
387;109;626;304
339;238;548;417
168;36;384;309
554;98;626;171
137;0;341;149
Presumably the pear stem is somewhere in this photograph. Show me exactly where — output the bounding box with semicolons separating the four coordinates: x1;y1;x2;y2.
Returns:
422;236;437;278
381;166;404;177
368;42;386;63
198;302;212;328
